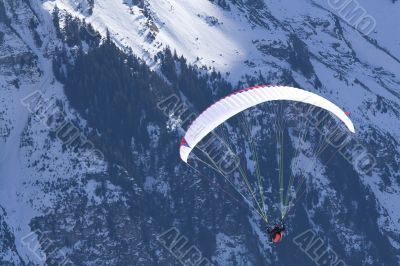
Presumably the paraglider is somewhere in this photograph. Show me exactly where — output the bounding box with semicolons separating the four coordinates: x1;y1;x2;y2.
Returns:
267;222;285;243
179;85;355;243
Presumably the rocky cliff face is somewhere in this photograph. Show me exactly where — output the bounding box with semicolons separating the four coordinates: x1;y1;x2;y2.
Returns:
0;0;399;265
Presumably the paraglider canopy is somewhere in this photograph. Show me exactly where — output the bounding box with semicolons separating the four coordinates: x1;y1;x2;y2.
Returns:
180;85;355;163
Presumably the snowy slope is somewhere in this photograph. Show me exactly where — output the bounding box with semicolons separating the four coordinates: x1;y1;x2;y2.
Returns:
0;0;107;264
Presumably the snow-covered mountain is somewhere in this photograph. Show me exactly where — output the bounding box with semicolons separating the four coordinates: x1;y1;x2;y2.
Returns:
0;0;399;265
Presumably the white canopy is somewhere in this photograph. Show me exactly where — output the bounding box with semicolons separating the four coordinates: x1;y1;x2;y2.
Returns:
180;85;355;163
